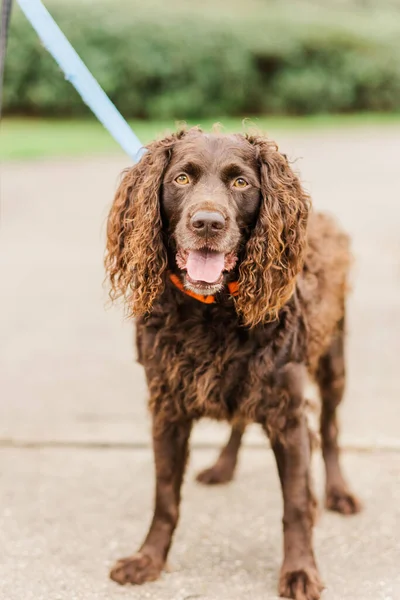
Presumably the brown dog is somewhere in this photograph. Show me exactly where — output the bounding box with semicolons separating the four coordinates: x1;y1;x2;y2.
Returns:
105;128;361;600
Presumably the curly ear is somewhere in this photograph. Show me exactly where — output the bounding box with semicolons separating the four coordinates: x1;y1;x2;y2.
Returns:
105;132;184;315
235;135;310;327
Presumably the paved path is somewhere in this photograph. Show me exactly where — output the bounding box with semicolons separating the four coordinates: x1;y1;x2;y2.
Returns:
1;126;400;599
1;448;399;600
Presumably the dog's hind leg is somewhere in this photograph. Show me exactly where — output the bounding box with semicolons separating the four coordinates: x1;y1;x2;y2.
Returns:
317;317;362;515
196;420;245;485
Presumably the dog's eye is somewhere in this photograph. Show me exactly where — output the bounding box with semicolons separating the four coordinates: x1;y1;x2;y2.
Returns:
175;174;190;185
233;177;248;188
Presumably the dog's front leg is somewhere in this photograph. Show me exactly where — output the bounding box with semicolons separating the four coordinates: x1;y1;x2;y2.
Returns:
270;413;323;600
110;414;192;585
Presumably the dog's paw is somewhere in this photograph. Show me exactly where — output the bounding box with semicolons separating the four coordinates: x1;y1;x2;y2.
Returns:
196;463;235;485
326;486;362;515
279;566;324;600
110;552;163;585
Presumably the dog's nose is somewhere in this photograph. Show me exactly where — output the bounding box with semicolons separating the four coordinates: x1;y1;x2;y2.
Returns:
190;210;225;235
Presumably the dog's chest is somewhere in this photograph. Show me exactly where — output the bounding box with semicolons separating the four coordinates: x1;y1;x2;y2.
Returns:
141;306;281;421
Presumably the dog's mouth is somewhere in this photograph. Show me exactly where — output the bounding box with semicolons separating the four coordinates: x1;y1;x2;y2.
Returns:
176;248;237;293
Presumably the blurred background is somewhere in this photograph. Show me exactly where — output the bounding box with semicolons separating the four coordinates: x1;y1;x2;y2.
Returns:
2;0;400;158
1;2;400;599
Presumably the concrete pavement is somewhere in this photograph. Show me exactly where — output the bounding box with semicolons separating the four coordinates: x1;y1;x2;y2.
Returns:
1;448;399;600
1;125;400;598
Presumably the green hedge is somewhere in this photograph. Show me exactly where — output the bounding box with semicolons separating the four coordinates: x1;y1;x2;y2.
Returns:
4;1;400;118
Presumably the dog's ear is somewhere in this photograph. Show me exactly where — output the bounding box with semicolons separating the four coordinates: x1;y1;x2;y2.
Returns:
105;132;184;316
235;135;310;327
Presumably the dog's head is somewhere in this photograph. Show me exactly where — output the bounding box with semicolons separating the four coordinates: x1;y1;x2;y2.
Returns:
106;128;310;327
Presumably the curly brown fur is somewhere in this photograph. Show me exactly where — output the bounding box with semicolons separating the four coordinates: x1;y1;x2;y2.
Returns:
236;135;310;326
106;128;361;600
105;131;187;315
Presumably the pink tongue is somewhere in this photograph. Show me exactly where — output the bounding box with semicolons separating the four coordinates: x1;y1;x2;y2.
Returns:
186;250;225;283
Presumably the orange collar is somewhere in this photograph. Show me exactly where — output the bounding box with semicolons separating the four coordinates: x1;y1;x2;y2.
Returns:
169;272;239;304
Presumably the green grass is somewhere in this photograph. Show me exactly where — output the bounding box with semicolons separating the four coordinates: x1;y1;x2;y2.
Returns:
2;113;400;161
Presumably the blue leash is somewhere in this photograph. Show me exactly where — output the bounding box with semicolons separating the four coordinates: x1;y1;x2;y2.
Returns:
0;0;13;118
4;0;144;162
